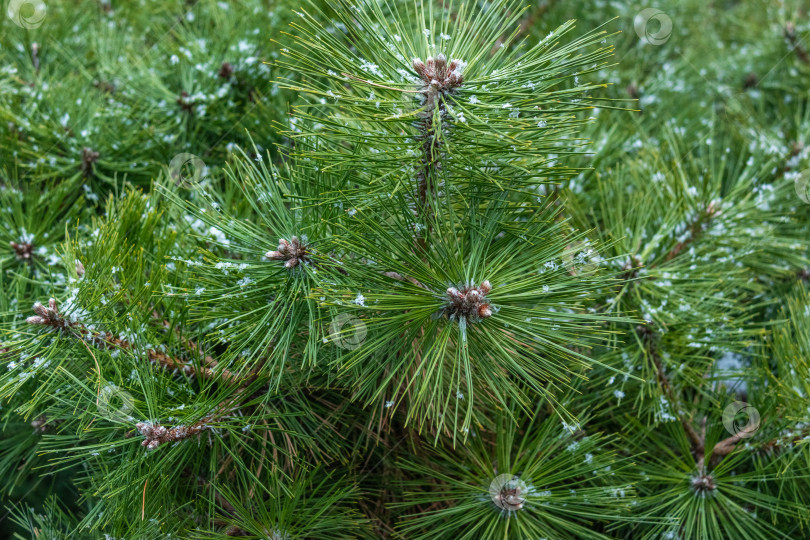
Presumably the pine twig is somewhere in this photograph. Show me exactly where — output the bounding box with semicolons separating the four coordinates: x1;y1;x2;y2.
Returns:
30;43;40;76
759;425;810;453
27;298;237;383
640;323;768;472
134;355;271;450
153;311;219;371
382;271;428;290
785;22;810;65
136;415;217;450
410;54;464;252
711;423;758;459
638;325;704;455
661;201;720;263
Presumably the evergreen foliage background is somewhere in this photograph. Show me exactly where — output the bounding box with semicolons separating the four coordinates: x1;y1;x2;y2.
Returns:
1;0;809;538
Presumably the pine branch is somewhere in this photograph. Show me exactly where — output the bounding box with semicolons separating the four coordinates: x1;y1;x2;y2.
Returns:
711;424;758;459
637;324;703;456
382;271;428;290
410;54;464;252
153;313;219;372
135;418;216;450
26;298;237;383
641;322;762;471
759;426;810;453
785;22;810;65
661;201;720;263
135;375;260;450
29;42;40;76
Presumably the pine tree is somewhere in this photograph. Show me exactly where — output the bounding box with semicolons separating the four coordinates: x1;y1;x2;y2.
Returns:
2;0;810;539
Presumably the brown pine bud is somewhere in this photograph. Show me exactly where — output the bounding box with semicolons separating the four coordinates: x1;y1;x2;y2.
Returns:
31;415;49;433
466;289;482;302
742;72;758;90
435;53;447;71
81;147;100;178
443;280;493;323
413;58;426;79
218;62;234;79
266;236;309;269
412;52;465;112
10;241;34;260
32;301;48;318
27;299;64;328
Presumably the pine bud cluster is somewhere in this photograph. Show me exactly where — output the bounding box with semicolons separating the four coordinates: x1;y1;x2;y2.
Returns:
443;280;493;323
10;240;34;261
135;421;208;450
690;473;717;497
31;415;49;434
265;236;309;268
412;53;464;114
26;298;64;328
412;54;464;92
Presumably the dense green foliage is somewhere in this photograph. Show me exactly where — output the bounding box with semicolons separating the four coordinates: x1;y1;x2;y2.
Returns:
1;0;810;538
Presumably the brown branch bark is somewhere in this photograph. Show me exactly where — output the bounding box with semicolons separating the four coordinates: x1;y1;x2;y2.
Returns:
638;325;705;461
410;56;462;255
660;201;720;264
383;271;428;290
759;425;810;453
785;22;810;65
711;423;758;459
27;298;236;383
